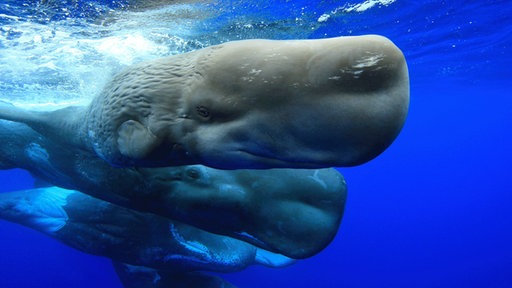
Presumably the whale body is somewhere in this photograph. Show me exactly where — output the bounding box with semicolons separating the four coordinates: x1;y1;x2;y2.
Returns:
0;35;409;169
0;120;347;259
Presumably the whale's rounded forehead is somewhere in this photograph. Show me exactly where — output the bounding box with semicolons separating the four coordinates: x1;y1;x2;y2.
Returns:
177;35;409;169
197;35;405;94
181;35;407;129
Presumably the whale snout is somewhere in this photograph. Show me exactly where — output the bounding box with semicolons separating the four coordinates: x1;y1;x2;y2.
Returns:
99;35;408;169
182;35;409;169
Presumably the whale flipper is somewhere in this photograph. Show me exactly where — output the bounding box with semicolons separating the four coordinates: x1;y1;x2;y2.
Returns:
117;120;161;160
0;186;73;234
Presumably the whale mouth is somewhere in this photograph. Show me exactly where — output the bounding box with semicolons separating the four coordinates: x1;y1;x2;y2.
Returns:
219;149;324;169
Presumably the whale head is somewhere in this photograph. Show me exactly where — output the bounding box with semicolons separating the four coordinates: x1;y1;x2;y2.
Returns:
174;35;409;168
109;35;409;169
138;165;347;258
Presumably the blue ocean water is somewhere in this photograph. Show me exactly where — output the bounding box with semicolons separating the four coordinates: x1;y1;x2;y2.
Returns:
0;0;511;287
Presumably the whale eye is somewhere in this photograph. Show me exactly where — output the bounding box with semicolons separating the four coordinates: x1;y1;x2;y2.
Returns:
185;167;201;180
196;105;210;118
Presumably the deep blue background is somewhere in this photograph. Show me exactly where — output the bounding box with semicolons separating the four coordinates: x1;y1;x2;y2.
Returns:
1;0;511;287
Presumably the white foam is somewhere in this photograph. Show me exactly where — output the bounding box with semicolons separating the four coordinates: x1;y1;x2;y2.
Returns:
344;0;397;13
318;0;396;22
317;14;331;23
85;34;170;66
0;14;21;21
0;3;208;107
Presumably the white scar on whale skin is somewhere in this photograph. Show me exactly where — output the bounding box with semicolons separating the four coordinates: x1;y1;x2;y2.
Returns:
353;54;385;68
334;53;386;79
308;170;328;189
169;223;213;262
